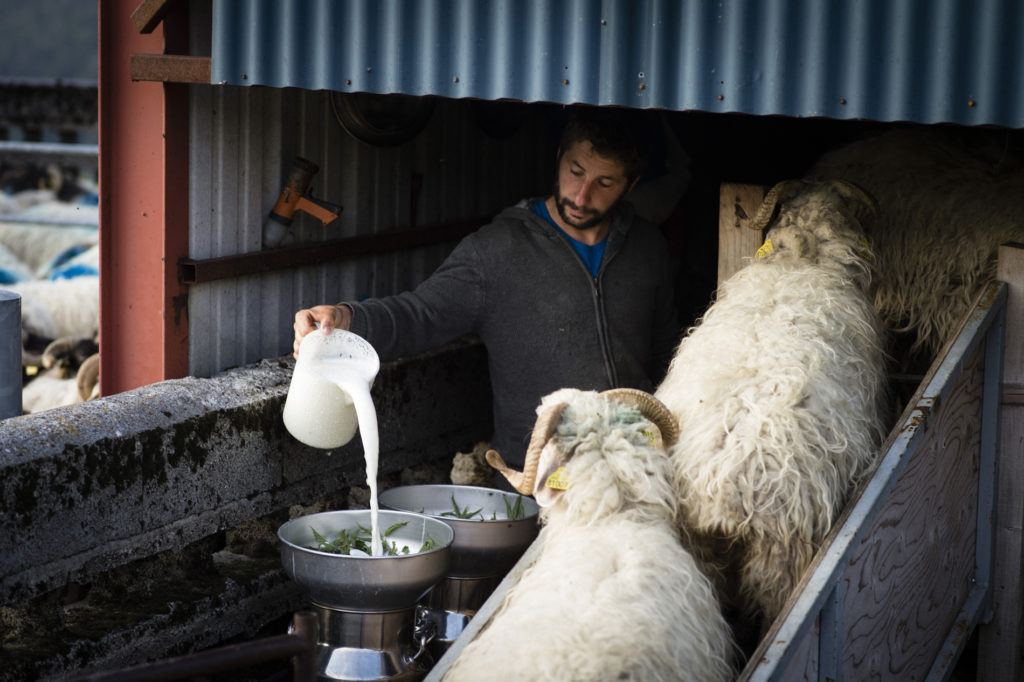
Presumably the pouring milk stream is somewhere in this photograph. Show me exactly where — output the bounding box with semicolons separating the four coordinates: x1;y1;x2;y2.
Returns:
283;329;384;556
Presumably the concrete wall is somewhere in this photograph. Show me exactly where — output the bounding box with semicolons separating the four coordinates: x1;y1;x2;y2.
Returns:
0;340;490;678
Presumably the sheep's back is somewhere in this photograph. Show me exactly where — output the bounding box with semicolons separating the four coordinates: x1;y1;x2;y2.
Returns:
8;276;99;341
445;520;733;682
807;130;1024;358
658;261;885;539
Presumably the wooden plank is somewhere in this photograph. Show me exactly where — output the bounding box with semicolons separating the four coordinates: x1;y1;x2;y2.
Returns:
743;282;1007;682
130;54;211;83
776;612;820;681
838;339;984;680
978;243;1024;682
130;0;180;33
717;184;766;286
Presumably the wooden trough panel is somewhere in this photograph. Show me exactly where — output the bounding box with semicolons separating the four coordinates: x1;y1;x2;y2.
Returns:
745;280;1006;682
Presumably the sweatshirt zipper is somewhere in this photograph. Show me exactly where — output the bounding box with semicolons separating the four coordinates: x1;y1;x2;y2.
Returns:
532;204;622;388
551;231;620;388
591;280;619;387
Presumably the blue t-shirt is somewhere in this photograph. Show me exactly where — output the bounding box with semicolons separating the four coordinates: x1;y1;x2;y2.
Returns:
531;200;607;279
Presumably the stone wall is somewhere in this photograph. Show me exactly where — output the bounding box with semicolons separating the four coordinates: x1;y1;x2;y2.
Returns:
0;340;491;679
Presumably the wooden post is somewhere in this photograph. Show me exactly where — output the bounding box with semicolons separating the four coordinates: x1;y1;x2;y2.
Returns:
99;0;190;394
717;184;767;286
978;242;1024;682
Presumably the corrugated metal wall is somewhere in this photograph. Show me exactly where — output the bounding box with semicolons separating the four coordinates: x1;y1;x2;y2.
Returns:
211;0;1024;130
187;88;551;376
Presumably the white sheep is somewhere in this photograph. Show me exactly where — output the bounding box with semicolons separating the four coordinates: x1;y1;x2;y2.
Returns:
47;243;99;280
656;180;888;622
0;242;33;283
446;388;734;682
6;276;99;341
22;349;99;414
0;222;97;275
806;129;1024;361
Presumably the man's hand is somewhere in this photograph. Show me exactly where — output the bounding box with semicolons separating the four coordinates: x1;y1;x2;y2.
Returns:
293;304;353;357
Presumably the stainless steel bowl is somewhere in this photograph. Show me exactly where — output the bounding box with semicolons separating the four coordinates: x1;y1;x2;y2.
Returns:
378;485;539;578
278;510;454;612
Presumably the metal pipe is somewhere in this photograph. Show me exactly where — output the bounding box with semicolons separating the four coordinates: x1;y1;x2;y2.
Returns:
178;217;488;285
0;140;99;161
0;290;21;419
78;611;319;682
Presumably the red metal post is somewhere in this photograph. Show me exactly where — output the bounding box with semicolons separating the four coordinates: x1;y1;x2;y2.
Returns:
98;0;189;395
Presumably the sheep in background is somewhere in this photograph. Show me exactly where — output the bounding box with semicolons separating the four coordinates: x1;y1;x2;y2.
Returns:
447;388;734;682
0;242;33;284
449;441;493;487
22;338;100;414
0;222;97;276
6;276;99;341
41;335;99;375
806;128;1024;362
47;243;99;280
657;180;888;623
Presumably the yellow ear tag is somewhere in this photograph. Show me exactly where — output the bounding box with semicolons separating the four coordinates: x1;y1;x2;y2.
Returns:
545;466;570;490
755;238;774;259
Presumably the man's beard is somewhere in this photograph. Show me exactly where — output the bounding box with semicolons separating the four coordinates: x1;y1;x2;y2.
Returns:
553;180;619;230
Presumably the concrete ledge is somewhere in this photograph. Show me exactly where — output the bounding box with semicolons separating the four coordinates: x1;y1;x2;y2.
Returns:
0;340;492;605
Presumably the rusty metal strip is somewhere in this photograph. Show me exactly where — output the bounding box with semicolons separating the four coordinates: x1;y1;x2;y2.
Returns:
178;219;486;285
130;54;211;83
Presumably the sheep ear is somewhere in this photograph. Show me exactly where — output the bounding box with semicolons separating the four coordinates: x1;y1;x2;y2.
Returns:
486;401;568;496
749;181;794;233
518;401;569;494
532;441;568;508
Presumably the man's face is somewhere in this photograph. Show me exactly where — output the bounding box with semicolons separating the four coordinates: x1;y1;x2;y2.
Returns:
554;141;632;230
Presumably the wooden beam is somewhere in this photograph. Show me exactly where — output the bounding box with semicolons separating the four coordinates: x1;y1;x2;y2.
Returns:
130;54;210;83
717;183;766;286
130;0;180;34
978;242;1024;682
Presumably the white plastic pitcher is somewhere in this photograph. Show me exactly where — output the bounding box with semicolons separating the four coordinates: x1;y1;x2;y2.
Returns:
283;328;381;449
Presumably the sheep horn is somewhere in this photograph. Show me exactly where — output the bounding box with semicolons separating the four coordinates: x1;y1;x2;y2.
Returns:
41;336;78;371
748;181;793;232
485;401;569;495
601;388;679;448
76;353;100;402
745;179;806;232
827;180;879;219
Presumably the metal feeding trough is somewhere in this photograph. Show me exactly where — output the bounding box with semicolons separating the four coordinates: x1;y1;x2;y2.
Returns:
378;485;540;657
278;510;455;681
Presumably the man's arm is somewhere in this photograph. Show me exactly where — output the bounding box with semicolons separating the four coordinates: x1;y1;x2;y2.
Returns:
293;234;486;361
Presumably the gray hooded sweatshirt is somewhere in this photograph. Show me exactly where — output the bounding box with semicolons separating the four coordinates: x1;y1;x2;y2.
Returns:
347;199;679;469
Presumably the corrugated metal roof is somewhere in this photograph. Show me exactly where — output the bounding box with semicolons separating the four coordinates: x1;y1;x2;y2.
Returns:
211;0;1024;129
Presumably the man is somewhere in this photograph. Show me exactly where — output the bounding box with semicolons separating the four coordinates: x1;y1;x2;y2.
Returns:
293;110;679;471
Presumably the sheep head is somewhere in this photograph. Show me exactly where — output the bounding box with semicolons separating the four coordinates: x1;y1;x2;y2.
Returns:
486;388;679;515
749;180;878;290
